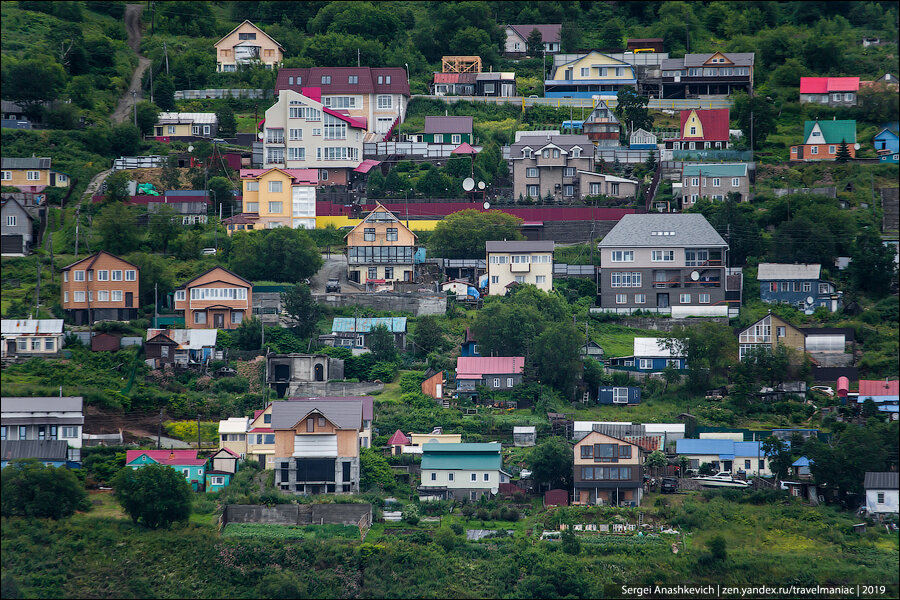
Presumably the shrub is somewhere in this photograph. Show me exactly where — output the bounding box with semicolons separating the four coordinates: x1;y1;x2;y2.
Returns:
112;464;192;529
369;361;398;382
1;460;90;519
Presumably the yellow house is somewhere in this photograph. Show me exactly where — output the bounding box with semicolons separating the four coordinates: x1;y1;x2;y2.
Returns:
214;20;284;72
344;202;418;284
247;403;276;469
546;51;637;98
1;157;69;192
239;167;318;230
218;417;250;457
153;113;218;138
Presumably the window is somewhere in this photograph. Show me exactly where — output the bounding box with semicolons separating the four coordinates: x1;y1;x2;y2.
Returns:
64;291;69;304
6;215;16;226
580;67;590;77
491;276;499;284
268;181;283;193
0;171;10;180
553;149;560;158
666;359;680;368
712;178;720;187
616;294;627;304
384;267;393;279
613;387;629;403
484;83;495;94
62;426;78;438
74;291;85;302
810;146;818;155
699;293;710;304
610;250;634;262
27;171;41;180
324;113;347;139
452;135;461;144
386;227;398;241
493;377;500;387
31;339;40;350
268;202;283;213
111;270;123;282
231;312;243;324
448;472;454;481
19;426;27;440
535;275;546;284
619;445;632;459
97;290;109;302
634;294;645;304
431;472;437;481
563;185;574;197
194;311;207;325
680;293;691;303
877;492;885;504
238;32;256;40
289;128;303;141
610;183;619;195
97;270;109;281
321;75;332;84
287;147;305;160
526;167;538;178
802;282;811;292
610;272;641;288
266;148;284;163
572;147;581;158
523;148;533;158
245;202;259;213
564;167;576;177
363;227;375;242
594;444;617;462
74;270;85;282
651;250;674;262
639;358;652;370
527;185;540;197
349;75;358;84
17;339;27;351
377;95;392;109
320;169;328;180
470;473;477;482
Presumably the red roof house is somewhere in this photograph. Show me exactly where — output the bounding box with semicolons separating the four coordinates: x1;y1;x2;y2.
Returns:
667;109;731;149
455;356;525;379
387;429;411;446
275;67;410;97
858;379;899;400
125;450;206;466
800;77;860;94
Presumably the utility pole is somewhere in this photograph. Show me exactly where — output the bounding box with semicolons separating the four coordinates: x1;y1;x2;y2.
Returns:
163;41;169;74
154;282;158;327
150;1;155;36
35;262;41;316
74;207;80;257
48;231;54;283
197;413;201;449
157;408;163;450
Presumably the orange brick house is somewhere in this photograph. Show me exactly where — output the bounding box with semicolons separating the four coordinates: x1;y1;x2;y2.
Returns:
173;267;252;329
60;251;140;325
790;119;857;161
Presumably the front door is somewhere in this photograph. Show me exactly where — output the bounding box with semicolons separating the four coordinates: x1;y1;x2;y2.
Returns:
125;292;133;307
214;313;225;328
657;293;669;308
7;339;16;355
314;363;324;381
797;146;803;159
259;454;266;469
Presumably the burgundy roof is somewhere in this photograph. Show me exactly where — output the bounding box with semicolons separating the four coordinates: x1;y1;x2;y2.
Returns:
508;24;561;44
859;379;899;396
214;447;241;458
678;109;730;141
240;167;319;184
248;427;273;433
456;356;525;378
424;116;473;135
353;159;381;174
800;77;860;93
276;67;409;96
125;450;205;466
498;482;520;495
315;200;636;221
464;328;477;344
544;489;569;506
433;72;477;84
387;429;411;446
222;213;259;225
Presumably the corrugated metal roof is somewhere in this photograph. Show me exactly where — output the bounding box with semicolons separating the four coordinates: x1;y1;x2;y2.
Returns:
510;133;591;154
803;120;857;144
1;440;69;461
421;443;502;471
1;157;51;170
1;397;83;414
864;471;899;490
513;426;536;434
485;240;554;253
387;429;411;445
218;417;250;434
677;109;730;141
682;163;748;178
147;328;217;349
598;213;727;248
643;423;686;435
456;356;525;377
1;319;64;335
757;263;821;280
508;24;561;43
288;396;374;422
424;116;473;135
125;450;205;466
676;439;771;457
270;398;362;430
157;112;218;124
792;456;812;467
330;317;407;333
681;52;755;67
633;338;679;358
276;67;410;96
800;77;860;93
858;380;899;397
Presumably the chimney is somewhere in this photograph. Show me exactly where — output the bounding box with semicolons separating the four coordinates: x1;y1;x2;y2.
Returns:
169;451;175;460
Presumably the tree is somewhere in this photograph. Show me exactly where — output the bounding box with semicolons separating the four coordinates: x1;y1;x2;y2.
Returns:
645;149;657;172
208;176;237;215
706;535;728;562
599;18;624;50
160;154;182;191
126;252;176;307
529;438;573;491
857;85;900;125
109;123;141;157
428;210;523;259
280;283;319;339
761;436;792;480
111;464;191;529
561;528;581;555
232;316;263;350
471;300;544;359
360;447;394;491
154;74;176;111
834;139;852;162
664;322;737;392
148;205;180;254
135;101;160;136
229;228;323;282
366;169;385;198
1;460;89;519
559;21;582;53
103;170;130;203
416;167;452;198
257;571;307;600
526;28;544;57
730;91;777;147
613;88;653;137
367;324;397;362
531;321;582;397
1;58;67;119
95;202;140;255
412;315;445;355
216;105;237;137
662;363;681;391
645;449;668;480
846;228;896;297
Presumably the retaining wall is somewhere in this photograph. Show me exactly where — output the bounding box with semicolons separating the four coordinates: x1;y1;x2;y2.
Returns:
313;292;446;316
286;381;384;397
609;316;729;331
222;503;371;526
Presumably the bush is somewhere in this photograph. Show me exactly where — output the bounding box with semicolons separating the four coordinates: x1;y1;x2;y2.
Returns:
1;460;90;519
112;464;192;529
369;361;398;382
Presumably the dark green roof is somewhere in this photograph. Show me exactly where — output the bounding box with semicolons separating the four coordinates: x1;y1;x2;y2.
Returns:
803;120;856;144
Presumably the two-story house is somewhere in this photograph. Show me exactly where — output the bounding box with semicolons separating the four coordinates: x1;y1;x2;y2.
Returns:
504;24;562;56
574;431;644;506
125;450;207;491
245;404;276;469
736;312;807;361
509;133;592;200
545;51;637;98
60;251;140;325
322;317;407;351
344;202;417;284
173;266;252;329
597;213;729;315
262;88;367;186
1;197;35;255
1;396;84;464
239;167;317;230
582;101;621;147
757;263;841;312
1;319;64;358
485;240;554;295
1;157;69;193
790;120;857;161
455;356;525;399
214;20;284;72
605;337;687;373
217;417;250;458
874;124;899;155
275;67;409;138
271;398;364;495
416;116;474;145
659;52;754;99
680;163;750;206
676;439;776;476
418;442;510;501
664;109;731;151
799;77;860;106
153;113;218;139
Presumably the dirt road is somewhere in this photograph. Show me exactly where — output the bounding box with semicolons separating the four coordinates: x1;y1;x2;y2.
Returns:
111;4;151;125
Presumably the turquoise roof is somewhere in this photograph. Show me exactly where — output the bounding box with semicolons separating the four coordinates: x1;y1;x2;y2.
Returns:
803;120;856;144
682;163;748;177
331;317;407;333
421;443;502;471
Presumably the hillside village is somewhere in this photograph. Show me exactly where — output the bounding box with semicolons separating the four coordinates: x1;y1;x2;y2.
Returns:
1;2;899;599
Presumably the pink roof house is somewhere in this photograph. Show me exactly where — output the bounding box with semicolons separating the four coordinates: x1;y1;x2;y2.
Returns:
455;356;525;397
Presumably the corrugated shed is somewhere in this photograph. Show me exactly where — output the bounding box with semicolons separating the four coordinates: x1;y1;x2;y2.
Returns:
331;317;407;333
1;319;64;335
864;472;899;490
1;440;69;461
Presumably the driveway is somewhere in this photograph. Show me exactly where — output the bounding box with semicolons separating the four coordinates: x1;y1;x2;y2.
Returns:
310;253;359;294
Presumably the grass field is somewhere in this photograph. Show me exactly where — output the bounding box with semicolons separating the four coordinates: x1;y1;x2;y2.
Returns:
591;322;669;358
221;522;360;540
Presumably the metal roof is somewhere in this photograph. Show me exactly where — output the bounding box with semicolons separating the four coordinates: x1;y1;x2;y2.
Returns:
633;338;679;358
289;396;374;422
757;263;821;280
675;439;771;457
864;471;899;490
421;442;502;471
270;398;362;430
147;328;217;349
125;450;206;466
1;440;69;461
1;319;64;335
598;213;727;248
663;52;755;69
800;77;860;93
1;397;83;414
792;456;812;467
507;24;561;43
331;317;407;333
218;417;250;434
513;426;536;434
456;356;525;378
682;163;748;178
858;379;899;397
156;112;218;124
510;133;592;154
803;120;857;144
424;116;473;135
1;157;51;170
485;240;554;253
276;67;410;96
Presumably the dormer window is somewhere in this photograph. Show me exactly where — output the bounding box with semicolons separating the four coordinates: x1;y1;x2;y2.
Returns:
348;75;358;84
572;147;581;157
542;149;550;158
321;76;331;84
377;76;383;84
523;148;533;158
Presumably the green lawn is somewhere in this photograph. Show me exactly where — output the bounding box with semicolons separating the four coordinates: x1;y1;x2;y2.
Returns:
235;113;258;134
591;322;669;358
221;522;359;540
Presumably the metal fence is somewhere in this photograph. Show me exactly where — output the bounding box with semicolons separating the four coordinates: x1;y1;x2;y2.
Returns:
174;89;273;100
672;149;753;162
113;155;167;171
412;95;732;110
363;142;482;159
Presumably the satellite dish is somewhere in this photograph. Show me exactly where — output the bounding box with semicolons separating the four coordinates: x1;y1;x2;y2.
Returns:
806;296;815;305
477;180;486;190
462;177;475;192
854;143;860;150
690;271;700;281
187;145;194;153
257;132;264;140
483;201;491;210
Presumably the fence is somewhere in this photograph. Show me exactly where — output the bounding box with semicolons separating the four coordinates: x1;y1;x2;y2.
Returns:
672;149;753;162
596;148;673;164
412;95;733;110
112;156;167;171
174;89;273;100
364;141;483;159
553;264;597;277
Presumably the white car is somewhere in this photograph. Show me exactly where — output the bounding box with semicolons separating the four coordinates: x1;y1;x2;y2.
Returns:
810;386;834;397
201;248;217;255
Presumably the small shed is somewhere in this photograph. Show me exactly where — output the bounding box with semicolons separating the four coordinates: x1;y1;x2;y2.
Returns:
513;426;536;447
91;332;121;352
544;489;569;507
209;447;240;475
387;429;411;456
421;368;444;400
598;386;641;405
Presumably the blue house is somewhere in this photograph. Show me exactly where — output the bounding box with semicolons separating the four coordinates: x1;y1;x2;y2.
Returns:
874;123;899;154
598;386;641;405
461;328;481;357
757;263;842;312
879;152;899;164
0;440;81;468
125;450;207;491
675;438;787;476
605;338;687;373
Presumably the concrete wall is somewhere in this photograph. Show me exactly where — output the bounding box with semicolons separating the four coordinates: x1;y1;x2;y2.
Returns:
540;220;617;244
312;292;446;316
287;381;384;397
223;503;371;526
611;316;728;331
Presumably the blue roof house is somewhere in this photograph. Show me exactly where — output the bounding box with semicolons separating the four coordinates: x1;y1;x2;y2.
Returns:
417;442;510;501
325;317;407;352
757;263;842;312
874;123;899;154
675;439;787;477
791;456;813;479
606;337;687;373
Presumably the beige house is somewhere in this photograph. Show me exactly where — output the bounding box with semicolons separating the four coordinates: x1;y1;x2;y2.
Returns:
344;203;417;284
173;266;252;330
1;157;69;192
574;431;644;506
262;88;367;186
60;251;140;325
1;319;64;358
486;240;554;296
153;113;218;138
681;163;750;206
217;417;250;458
239;167;318;230
214;20;284;72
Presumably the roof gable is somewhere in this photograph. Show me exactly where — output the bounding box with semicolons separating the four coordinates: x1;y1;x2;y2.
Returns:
214;20;284;50
60;250;140;272
343;202;417;242
679;109;729;140
703;52;734;65
176;266;251;290
597;213;727;248
576;430;641;448
508;24;562;44
802;120;856;144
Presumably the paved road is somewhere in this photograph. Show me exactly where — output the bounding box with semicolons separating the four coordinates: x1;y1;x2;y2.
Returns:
111;4;151;125
310;254;356;294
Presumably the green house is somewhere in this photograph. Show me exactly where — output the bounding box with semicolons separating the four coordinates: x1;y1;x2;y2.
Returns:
125;450;207;491
420;116;474;145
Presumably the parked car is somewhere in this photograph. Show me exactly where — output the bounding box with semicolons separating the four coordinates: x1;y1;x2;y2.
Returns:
810;386;834;397
661;477;679;493
201;248;217;255
326;278;341;293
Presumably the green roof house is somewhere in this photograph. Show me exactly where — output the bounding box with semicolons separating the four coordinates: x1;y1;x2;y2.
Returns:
791;119;857;161
418;442;511;501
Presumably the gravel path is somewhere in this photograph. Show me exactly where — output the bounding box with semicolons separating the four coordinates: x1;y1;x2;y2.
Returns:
111;4;151;125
